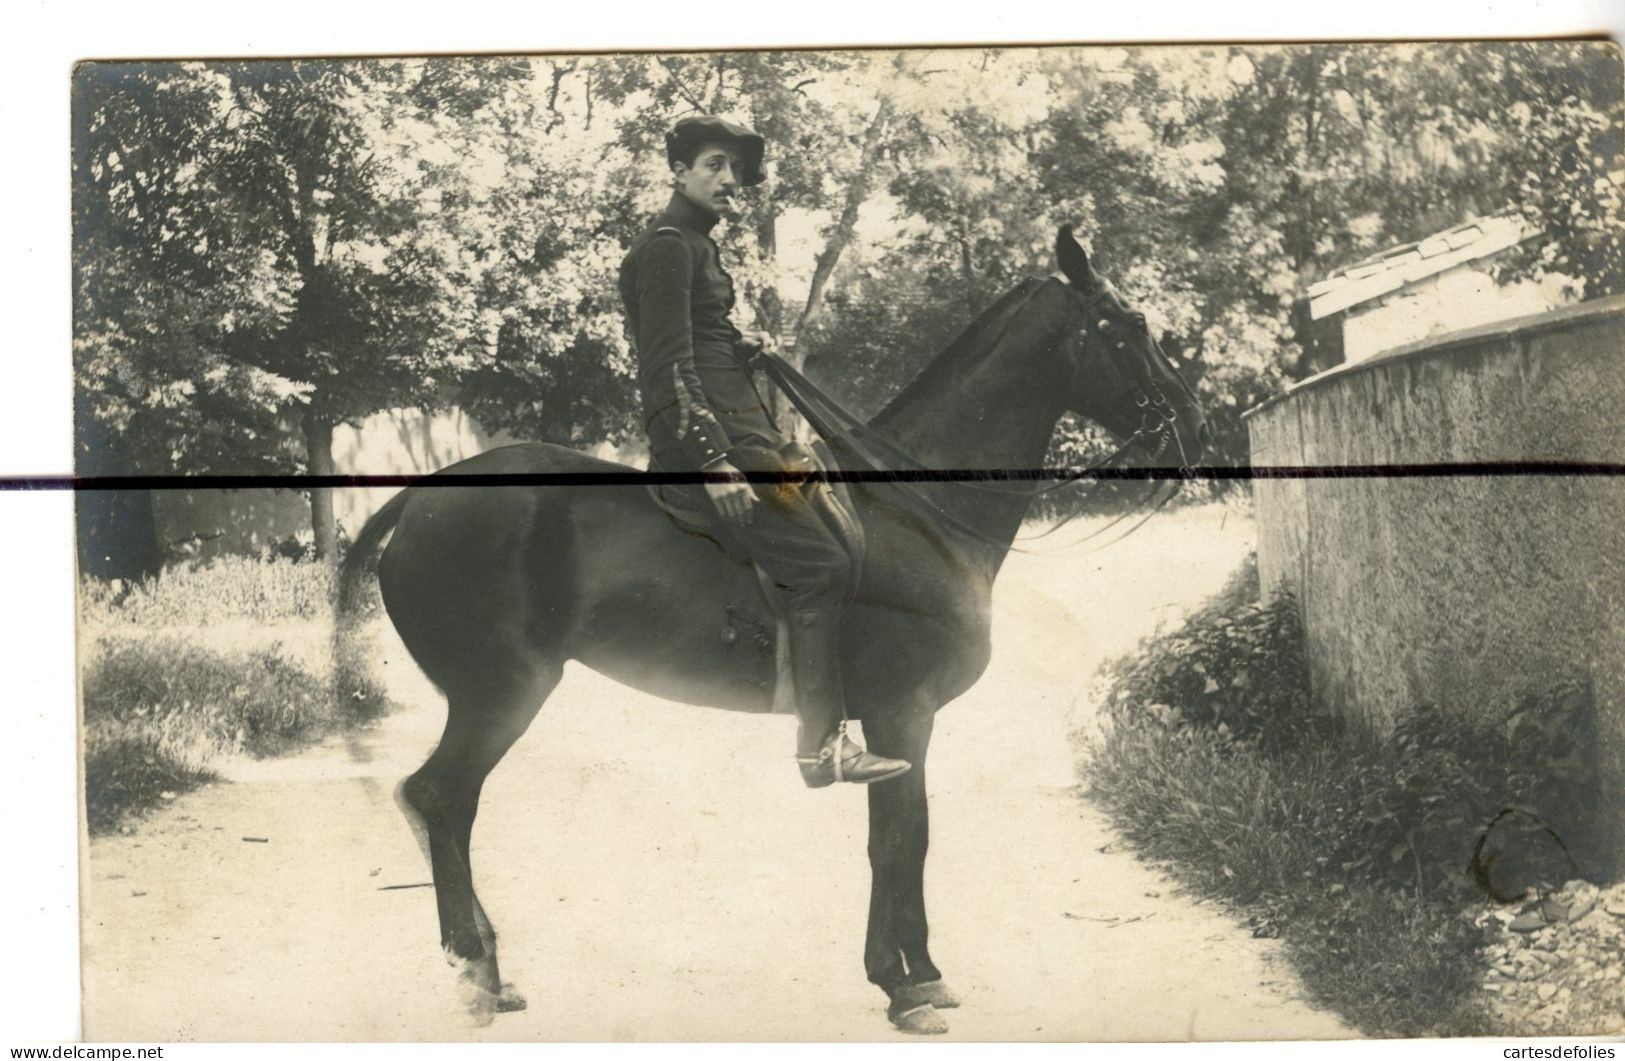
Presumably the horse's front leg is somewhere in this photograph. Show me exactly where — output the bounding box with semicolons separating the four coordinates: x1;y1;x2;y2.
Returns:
862;704;959;1034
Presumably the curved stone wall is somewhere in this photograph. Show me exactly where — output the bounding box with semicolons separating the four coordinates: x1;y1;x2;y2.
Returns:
1246;295;1625;872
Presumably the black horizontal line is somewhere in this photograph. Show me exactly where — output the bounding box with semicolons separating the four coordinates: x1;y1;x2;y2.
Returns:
7;463;1624;492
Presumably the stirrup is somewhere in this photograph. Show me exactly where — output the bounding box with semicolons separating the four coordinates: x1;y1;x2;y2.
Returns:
795;725;911;788
795;739;848;782
796;720;851;783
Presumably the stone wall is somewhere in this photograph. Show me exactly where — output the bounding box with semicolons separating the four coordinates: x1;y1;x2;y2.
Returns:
1246;295;1625;871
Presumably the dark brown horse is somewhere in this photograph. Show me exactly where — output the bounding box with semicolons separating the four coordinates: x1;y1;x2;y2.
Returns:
337;227;1207;1034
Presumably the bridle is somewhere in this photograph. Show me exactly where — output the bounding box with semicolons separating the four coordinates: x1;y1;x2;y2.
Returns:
909;279;1195;499
1068;280;1196;469
749;277;1199;553
984;279;1196;548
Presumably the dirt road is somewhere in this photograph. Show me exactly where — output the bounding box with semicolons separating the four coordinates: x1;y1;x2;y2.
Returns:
81;505;1352;1042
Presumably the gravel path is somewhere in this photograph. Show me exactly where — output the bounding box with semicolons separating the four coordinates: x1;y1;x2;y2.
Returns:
81;505;1353;1042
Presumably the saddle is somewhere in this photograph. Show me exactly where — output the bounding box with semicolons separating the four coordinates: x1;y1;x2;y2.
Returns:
646;440;866;714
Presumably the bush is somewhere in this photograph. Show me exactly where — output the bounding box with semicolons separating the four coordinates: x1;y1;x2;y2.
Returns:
1100;555;1329;753
83;722;218;837
1082;553;1602;1036
79;551;399;833
82;633;341;834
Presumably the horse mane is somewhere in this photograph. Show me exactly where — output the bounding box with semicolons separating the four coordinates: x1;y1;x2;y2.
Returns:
869;277;1050;427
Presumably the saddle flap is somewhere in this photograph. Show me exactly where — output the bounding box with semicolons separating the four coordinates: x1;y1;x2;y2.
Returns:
783;439;865;583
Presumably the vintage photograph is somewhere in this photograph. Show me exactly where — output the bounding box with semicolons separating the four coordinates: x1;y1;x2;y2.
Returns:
72;42;1623;1041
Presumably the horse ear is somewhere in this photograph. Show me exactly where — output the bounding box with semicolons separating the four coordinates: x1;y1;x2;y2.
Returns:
1056;225;1103;293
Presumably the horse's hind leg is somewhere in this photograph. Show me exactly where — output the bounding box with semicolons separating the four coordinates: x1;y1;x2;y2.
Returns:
462;816;523;1012
399;661;562;1020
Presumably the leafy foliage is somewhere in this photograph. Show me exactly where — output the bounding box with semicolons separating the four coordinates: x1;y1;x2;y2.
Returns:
74;46;1623;532
80;555;337;626
73;59;530;551
812;43;1622;474
1100;557;1325;750
1084;553;1606;1034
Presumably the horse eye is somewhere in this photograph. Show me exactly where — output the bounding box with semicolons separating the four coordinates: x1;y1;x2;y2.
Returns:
1133;313;1147;328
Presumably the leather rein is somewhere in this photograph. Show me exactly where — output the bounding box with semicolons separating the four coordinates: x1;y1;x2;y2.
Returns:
748;283;1189;554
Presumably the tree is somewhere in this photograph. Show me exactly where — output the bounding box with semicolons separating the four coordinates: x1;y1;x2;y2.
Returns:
1452;42;1624;297
74;62;298;577
206;59;527;557
451;56;647;449
73;59;529;558
806;49;1169;485
466;49;923;439
801;43;1622;482
74;46;1622;553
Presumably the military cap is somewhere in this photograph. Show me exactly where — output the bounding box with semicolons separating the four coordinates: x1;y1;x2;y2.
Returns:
665;115;767;187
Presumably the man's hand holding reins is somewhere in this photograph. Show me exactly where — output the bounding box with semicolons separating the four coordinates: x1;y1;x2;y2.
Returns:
704;459;756;524
738;330;778;365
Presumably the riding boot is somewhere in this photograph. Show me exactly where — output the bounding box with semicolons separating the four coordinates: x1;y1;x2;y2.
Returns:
788;608;912;788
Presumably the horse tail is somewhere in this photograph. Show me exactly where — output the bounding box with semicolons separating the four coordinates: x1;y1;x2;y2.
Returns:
338;489;408;617
332;489;410;717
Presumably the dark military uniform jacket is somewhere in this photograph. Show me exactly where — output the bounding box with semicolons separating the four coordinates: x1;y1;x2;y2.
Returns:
618;192;783;471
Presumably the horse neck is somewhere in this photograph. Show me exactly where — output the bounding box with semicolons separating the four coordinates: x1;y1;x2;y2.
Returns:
868;300;1069;560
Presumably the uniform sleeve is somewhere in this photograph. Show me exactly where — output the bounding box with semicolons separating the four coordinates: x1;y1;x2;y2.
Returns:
637;233;733;467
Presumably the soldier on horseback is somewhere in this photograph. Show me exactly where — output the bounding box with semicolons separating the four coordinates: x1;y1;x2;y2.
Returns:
617;115;910;787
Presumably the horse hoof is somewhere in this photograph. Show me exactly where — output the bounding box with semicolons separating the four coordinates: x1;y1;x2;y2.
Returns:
457;980;498;1026
495;982;528;1013
449;952;507;1024
455;981;523;1024
896;979;961;1010
888;1001;949;1035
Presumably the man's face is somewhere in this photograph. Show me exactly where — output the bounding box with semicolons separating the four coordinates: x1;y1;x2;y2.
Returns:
673;141;745;216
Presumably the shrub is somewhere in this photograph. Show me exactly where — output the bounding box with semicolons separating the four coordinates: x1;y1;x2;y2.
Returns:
83;722;218;836
1082;552;1602;1036
1320;692;1596;905
81;635;336;833
78;551;400;833
1100;559;1330;753
1087;719;1488;1035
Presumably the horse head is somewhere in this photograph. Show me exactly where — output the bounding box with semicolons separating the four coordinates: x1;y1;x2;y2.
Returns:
1052;225;1208;466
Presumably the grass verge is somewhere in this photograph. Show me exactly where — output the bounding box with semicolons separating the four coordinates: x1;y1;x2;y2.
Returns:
81;635;338;833
80;555;338;627
1079;554;1600;1037
80;557;391;834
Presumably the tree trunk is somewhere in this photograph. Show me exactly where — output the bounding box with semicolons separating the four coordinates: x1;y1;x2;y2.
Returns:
755;208;783;338
790;97;894;356
302;407;338;561
1286;49;1325;380
753;203;798;428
